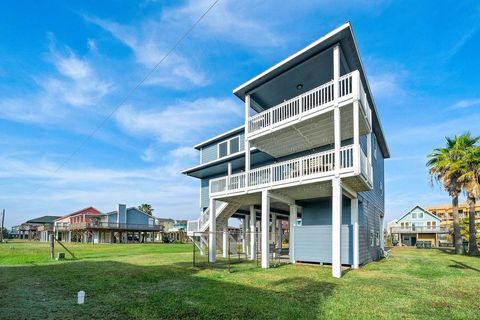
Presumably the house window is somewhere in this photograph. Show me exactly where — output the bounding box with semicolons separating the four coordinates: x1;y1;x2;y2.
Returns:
380;182;383;196
432;221;436;228
217;136;241;159
218;141;228;158
401;222;405;229
229;136;240;154
370;229;374;247
375;231;380;246
412;212;417;219
418;212;423;219
373;135;377;159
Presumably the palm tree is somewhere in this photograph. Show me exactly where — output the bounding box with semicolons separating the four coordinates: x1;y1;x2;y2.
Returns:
451;135;480;256
427;135;466;254
138;204;154;216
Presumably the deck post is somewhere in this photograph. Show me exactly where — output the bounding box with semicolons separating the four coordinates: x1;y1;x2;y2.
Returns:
249;205;256;260
261;190;270;269
222;224;228;258
208;198;216;263
351;198;359;269
353;100;360;174
289;204;297;263
241;217;247;254
333;44;341;176
332;178;342;278
271;213;277;257
245;95;251;188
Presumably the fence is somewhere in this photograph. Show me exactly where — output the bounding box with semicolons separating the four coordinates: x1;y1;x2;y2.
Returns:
192;230;289;271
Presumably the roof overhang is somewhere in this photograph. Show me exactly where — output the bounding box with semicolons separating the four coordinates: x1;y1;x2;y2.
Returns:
232;21;390;159
193;125;244;150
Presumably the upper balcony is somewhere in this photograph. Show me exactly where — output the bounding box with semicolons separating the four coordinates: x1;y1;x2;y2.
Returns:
210;142;372;199
246;70;372;158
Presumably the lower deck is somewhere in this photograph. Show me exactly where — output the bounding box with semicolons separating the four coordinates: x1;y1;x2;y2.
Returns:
201;177;384;277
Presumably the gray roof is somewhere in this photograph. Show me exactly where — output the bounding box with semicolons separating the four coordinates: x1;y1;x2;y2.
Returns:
26;216;61;224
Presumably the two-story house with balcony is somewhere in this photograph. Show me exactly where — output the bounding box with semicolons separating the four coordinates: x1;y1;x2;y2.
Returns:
183;22;389;278
389;205;447;247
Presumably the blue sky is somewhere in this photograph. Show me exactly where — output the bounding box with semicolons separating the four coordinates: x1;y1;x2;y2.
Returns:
1;0;480;228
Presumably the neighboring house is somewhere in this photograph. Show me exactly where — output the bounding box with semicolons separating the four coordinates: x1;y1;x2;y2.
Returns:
427;203;480;228
54;207;103;241
390;205;448;247
11;215;61;241
157;218;188;232
183;22;389;278
53;205;162;243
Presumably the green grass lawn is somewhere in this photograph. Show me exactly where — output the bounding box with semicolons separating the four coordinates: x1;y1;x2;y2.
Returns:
1;241;479;319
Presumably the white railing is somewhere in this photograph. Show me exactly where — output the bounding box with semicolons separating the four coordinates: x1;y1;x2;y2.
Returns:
249;79;335;133
210;145;358;195
248;70;367;135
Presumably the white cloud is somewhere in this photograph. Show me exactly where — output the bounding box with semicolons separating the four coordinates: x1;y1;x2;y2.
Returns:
85;16;207;89
368;72;406;100
0;151;202;228
161;1;284;48
0;36;113;124
447;99;480;110
114;97;243;144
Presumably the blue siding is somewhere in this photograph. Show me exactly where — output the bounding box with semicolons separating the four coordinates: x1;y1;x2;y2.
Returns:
358;133;384;264
126;208;150;224
200;132;245;164
201;178;210;209
294;225;353;265
301;197;351;225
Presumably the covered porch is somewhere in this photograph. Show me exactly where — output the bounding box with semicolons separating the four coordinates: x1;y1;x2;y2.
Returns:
207;177;362;278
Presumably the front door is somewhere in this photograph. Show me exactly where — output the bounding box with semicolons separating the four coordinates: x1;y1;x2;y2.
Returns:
411;236;417;246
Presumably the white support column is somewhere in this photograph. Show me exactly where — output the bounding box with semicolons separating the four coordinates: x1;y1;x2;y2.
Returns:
353;100;360;174
261;190;270;269
222;224;228;258
289;204;297;263
244;216;250;256
208;198;216;263
245;95;251;187
249;205;256;260
333;45;341;175
332;178;342;278
271;213;277;257
351;198;359;269
241;218;247;254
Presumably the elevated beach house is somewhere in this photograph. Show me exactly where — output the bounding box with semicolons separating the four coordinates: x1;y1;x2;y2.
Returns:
53;205;161;243
183;22;389;277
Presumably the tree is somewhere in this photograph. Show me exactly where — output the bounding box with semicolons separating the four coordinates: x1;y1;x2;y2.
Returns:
450;135;480;256
1;227;8;240
427;135;469;254
138;204;154;216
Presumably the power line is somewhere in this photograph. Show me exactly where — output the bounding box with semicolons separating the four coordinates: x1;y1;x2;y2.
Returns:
33;0;220;192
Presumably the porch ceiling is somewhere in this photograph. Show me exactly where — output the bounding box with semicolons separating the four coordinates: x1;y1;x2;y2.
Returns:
250;104;369;158
216;181;333;207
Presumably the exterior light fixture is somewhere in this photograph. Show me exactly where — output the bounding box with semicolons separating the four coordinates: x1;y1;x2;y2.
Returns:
296;84;303;90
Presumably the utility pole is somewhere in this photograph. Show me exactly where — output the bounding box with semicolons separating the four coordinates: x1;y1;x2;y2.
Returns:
0;209;5;242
